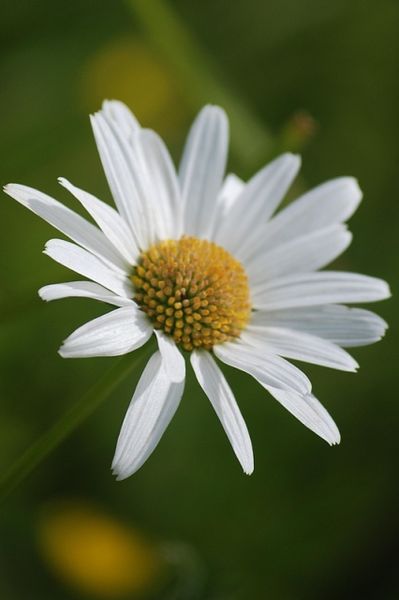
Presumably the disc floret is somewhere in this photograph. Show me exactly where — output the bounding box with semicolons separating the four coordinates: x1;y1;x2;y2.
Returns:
131;237;251;352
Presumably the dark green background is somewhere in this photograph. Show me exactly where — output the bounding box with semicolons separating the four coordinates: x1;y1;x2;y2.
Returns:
0;1;397;598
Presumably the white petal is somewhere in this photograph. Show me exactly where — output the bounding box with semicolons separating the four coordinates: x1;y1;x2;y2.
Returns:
266;388;340;445
101;100;140;138
216;154;300;257
101;103;177;242
90;112;155;249
257;177;362;255
4;183;127;272
44;239;133;298
112;351;184;479
209;173;245;240
218;173;245;212
190;351;253;474
214;340;311;395
251;305;388;348
59;305;151;358
39;281;134;307
242;326;359;372
58;178;139;264
252;271;391;310
138;129;182;239
246;225;352;284
155;330;185;382
179;105;229;238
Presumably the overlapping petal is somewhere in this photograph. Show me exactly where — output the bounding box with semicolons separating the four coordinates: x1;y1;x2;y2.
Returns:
251;305;388;348
246;225;352;284
242;326;359;372
4;183;127;272
214;340;311;395
246;177;362;258
90;111;156;249
252;271;390;310
216;153;300;258
58;178;139;264
137;129;182;239
44;239;132;298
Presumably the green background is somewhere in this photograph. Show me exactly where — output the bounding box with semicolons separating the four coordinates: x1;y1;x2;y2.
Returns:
0;1;397;598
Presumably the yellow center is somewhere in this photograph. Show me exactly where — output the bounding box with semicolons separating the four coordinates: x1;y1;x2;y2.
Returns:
131;236;251;352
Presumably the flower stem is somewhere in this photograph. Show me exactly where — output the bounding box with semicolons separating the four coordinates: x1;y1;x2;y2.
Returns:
126;0;274;169
0;346;151;502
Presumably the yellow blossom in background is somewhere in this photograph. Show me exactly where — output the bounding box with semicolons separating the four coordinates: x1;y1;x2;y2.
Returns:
80;37;188;136
37;500;166;598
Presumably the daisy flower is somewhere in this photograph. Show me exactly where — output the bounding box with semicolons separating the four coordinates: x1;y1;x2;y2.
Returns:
4;101;390;479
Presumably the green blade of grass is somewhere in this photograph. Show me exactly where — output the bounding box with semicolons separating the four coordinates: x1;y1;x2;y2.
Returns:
0;344;152;502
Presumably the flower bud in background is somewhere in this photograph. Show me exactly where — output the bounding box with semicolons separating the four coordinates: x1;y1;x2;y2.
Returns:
279;110;318;153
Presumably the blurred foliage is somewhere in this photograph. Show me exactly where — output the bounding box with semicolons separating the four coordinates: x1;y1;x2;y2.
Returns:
0;0;398;599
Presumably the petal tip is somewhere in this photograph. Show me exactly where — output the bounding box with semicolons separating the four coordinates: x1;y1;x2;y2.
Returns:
3;183;21;199
37;287;48;302
111;466;126;481
349;177;362;197
243;463;255;475
383;282;392;299
58;345;67;358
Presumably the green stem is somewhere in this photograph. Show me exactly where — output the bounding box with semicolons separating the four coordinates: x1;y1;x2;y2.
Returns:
126;0;274;169
0;346;151;502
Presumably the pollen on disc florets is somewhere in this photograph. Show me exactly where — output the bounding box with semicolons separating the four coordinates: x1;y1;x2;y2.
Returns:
131;236;251;352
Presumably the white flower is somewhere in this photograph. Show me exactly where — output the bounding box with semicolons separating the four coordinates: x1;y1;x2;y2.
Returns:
4;101;390;479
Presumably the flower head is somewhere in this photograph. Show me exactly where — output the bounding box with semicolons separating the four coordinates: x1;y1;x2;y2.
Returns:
4;100;390;479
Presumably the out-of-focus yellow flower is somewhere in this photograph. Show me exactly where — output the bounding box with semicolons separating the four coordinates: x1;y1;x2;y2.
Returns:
80;37;187;136
38;500;165;598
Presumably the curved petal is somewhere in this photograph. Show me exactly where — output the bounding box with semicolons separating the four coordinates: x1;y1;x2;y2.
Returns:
190;351;253;474
251;305;388;348
179;105;229;238
266;388;340;445
214;341;311;395
59;306;152;358
58;178;138;264
112;351;185;480
246;225;352;284
44;239;133;298
39;281;134;307
242;326;359;372
4;183;127;272
216;153;300;258
257;177;362;255
252;272;391;310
